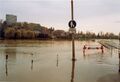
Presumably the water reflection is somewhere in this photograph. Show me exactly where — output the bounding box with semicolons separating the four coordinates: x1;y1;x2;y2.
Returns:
83;52;87;60
0;40;119;82
31;53;34;70
56;54;59;67
83;50;107;64
97;73;120;82
110;48;113;57
4;47;17;76
71;60;76;82
5;48;16;61
31;59;33;70
83;48;86;60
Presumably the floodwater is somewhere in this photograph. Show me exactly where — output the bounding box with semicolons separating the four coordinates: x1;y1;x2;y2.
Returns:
0;40;119;82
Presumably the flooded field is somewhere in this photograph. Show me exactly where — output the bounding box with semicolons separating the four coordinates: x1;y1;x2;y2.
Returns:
0;40;119;82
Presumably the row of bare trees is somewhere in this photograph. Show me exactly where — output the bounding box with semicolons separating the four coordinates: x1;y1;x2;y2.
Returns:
77;31;118;40
0;21;119;40
4;28;37;39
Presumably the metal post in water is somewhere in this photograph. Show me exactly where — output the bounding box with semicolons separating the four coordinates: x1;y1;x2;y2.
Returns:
71;0;75;61
69;0;76;60
72;34;75;61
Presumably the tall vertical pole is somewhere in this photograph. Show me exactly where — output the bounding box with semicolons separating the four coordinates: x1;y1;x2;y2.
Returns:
70;1;76;82
71;0;75;61
71;0;74;20
118;33;120;73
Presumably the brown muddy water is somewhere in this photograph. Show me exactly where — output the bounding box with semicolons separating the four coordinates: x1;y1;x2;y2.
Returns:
0;40;119;82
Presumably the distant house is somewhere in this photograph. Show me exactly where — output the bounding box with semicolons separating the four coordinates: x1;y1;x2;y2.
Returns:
53;30;66;38
6;14;17;25
40;27;50;35
33;30;40;38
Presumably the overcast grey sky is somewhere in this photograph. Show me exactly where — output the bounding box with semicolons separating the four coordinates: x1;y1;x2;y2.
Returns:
0;0;120;34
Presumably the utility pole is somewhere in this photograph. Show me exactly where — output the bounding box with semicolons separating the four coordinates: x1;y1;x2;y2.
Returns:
68;0;76;61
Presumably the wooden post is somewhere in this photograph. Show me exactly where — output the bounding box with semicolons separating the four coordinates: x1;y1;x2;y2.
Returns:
31;59;33;70
6;54;8;61
5;60;8;76
5;55;8;76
